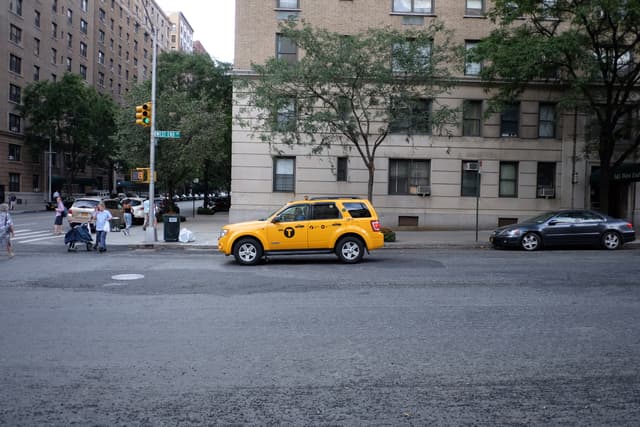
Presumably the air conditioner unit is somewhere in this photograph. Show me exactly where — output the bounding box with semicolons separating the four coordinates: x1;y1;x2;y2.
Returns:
538;187;555;198
416;185;431;196
464;162;480;171
8;155;15;160
10;127;19;133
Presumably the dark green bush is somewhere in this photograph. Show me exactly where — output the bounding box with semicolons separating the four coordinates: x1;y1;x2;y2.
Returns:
380;226;396;242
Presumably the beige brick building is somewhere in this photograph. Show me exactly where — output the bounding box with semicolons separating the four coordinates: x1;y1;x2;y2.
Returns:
1;0;174;207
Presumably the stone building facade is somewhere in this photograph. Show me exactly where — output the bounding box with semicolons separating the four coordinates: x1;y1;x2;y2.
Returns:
231;0;639;229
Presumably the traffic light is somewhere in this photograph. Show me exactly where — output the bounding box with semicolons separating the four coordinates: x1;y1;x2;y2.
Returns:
135;102;152;127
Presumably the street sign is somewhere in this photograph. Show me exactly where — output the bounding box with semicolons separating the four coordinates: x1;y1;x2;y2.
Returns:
153;130;181;138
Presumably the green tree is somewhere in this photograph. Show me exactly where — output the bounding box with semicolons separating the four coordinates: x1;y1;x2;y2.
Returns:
19;73;117;195
239;19;459;201
473;0;640;214
116;52;232;199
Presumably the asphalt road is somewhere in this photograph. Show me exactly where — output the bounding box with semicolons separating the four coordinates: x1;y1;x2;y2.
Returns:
1;247;640;425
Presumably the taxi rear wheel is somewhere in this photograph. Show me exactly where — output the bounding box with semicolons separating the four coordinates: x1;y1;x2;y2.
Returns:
233;237;263;265
336;236;364;264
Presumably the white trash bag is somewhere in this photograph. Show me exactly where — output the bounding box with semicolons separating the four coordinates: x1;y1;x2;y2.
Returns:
178;228;195;243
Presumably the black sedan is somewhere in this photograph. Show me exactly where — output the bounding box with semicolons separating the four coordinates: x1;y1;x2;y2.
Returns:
490;210;636;251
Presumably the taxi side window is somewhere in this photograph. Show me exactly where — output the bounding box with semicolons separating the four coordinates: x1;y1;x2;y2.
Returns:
343;202;371;218
312;203;341;220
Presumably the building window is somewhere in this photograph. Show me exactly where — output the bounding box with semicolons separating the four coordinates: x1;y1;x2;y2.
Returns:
51;48;57;64
277;0;299;8
273;157;295;192
98;50;105;64
461;160;480;197
465;41;481;76
274;98;297;131
337;157;348;181
466;0;484;15
99;8;106;22
33;65;40;81
9;114;21;133
393;0;432;13
33;174;40;192
10;24;22;44
389;159;431;195
52;0;57;12
80;42;87;57
500;103;519;137
52;22;57;38
9;54;22;74
499;161;518;197
276;34;297;64
8;144;21;161
80;64;87;80
11;0;23;16
390;98;431;134
98;72;105;87
66;8;73;24
537;162;556;198
538;103;556;138
67;32;73;48
34;37;40;56
81;0;88;12
66;57;72;72
98;30;105;44
463;100;482;136
80;19;88;34
35;10;41;27
9;173;20;192
9;84;21;103
392;39;431;74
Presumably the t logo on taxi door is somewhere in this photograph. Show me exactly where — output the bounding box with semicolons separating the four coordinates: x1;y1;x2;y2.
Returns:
284;227;295;238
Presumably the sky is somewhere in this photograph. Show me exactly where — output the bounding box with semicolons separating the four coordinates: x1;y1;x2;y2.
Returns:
155;0;236;63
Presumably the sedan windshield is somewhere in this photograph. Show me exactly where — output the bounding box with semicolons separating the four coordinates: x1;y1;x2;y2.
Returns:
523;212;558;224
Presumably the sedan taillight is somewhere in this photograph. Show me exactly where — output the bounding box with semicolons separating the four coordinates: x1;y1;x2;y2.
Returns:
370;220;381;232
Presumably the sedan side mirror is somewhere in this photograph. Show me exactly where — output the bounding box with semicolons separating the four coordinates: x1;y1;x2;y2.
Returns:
548;220;558;226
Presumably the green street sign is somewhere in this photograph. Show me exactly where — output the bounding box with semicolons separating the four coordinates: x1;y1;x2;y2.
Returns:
154;130;181;138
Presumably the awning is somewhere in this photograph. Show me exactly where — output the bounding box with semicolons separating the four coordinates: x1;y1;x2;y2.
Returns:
590;163;640;184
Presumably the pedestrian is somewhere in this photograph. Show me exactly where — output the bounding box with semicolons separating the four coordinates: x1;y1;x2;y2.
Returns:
0;203;15;258
92;202;112;252
52;190;60;200
53;196;65;235
142;199;157;231
122;199;132;236
9;194;17;210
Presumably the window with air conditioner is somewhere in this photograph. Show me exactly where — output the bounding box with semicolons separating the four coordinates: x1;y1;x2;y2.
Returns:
500;103;519;137
461;160;480;197
537;162;556;198
389;159;430;195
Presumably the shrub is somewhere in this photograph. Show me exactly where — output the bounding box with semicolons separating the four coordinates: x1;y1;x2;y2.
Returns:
380;226;396;242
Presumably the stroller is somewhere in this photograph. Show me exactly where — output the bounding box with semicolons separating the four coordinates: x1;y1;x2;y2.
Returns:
64;222;94;252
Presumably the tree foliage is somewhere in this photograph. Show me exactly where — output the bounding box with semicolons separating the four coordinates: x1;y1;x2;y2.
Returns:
115;52;232;196
474;0;640;214
19;73;117;194
239;19;459;201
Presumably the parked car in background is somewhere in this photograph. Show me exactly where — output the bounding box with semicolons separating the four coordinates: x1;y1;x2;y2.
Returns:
68;197;102;231
490;209;636;251
218;197;384;265
102;199;125;231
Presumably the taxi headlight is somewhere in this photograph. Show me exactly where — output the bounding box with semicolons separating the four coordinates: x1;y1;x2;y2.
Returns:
219;229;228;239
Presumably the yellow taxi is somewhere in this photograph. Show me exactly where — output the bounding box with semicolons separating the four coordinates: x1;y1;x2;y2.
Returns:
218;197;384;265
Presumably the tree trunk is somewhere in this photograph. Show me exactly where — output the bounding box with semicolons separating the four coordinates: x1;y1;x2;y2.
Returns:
366;162;375;202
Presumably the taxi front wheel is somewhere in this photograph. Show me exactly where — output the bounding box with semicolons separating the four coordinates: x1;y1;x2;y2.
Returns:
233;237;263;265
336;236;364;264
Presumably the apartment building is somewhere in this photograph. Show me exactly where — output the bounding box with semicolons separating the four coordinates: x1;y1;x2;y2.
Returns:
167;12;193;53
231;0;640;229
1;0;173;207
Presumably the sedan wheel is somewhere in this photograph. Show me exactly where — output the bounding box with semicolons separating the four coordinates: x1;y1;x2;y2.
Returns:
336;236;364;263
233;238;263;265
601;231;621;250
521;232;541;251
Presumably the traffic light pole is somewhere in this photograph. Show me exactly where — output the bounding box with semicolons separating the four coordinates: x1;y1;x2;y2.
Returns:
145;24;159;243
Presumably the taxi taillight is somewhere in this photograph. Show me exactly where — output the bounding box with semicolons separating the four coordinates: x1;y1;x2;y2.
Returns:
371;220;381;232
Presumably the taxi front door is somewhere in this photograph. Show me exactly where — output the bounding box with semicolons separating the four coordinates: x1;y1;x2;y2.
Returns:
266;208;309;250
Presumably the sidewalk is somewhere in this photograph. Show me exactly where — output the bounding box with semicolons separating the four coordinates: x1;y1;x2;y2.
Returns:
106;212;496;250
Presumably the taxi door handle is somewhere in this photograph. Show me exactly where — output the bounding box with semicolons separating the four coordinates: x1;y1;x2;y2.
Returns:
295;225;304;229
332;223;341;227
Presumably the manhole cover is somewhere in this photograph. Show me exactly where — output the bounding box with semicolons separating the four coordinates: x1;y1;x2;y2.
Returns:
111;274;145;281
